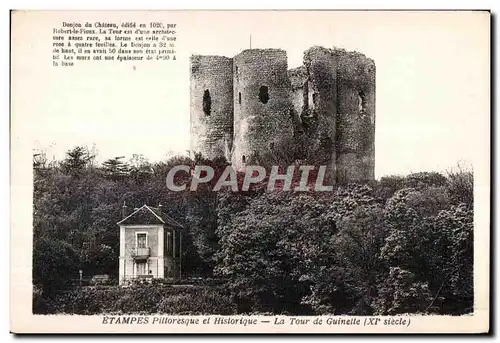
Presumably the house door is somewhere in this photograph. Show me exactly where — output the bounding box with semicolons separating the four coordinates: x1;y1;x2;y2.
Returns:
136;262;147;276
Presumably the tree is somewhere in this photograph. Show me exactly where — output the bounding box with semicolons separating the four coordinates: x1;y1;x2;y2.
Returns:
128;154;153;184
101;156;130;180
446;165;474;208
215;192;314;313
372;267;433;315
379;187;473;315
60;146;95;176
33;237;79;292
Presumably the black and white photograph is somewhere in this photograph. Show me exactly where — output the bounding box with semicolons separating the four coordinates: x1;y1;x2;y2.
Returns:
10;9;490;333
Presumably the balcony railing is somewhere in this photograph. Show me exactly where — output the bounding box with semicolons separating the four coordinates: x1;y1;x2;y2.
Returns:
131;247;150;260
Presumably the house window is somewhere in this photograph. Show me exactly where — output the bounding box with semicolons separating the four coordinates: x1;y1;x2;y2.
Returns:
259;86;269;104
203;89;211;116
242;155;246;164
137;233;147;248
238;92;241;104
166;231;171;254
136;262;147;276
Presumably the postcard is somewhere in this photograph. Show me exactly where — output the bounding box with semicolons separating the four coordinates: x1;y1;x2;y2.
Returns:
10;10;490;334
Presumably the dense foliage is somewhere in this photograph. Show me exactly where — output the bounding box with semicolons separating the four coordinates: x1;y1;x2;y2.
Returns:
33;146;473;315
36;283;235;315
215;173;474;315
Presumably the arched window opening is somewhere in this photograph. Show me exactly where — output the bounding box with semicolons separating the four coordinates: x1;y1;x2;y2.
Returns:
302;82;309;110
358;90;366;114
203;89;212;116
242;155;246;164
259;86;269;104
238;92;242;104
312;92;319;108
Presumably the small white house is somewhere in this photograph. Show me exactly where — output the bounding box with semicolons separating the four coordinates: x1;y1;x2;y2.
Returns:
117;203;184;284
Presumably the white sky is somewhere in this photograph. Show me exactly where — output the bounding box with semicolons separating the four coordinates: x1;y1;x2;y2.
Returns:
13;10;490;178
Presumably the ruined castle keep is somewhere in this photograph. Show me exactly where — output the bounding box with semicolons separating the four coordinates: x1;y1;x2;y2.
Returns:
190;46;376;183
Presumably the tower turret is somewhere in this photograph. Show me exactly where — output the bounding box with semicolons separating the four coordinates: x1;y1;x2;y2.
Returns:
190;55;234;161
231;49;294;170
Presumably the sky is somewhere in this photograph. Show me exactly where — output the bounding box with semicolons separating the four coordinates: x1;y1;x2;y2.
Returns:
13;10;490;178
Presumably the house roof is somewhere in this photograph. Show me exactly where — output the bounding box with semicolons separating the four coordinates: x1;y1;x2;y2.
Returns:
116;204;184;228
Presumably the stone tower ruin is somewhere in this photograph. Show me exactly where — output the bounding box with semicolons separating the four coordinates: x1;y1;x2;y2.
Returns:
190;55;234;160
189;46;376;184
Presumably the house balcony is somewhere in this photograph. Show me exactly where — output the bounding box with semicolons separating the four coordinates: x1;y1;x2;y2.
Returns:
131;247;150;261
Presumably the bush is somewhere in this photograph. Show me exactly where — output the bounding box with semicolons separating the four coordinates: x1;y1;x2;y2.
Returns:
37;284;235;315
156;287;236;314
